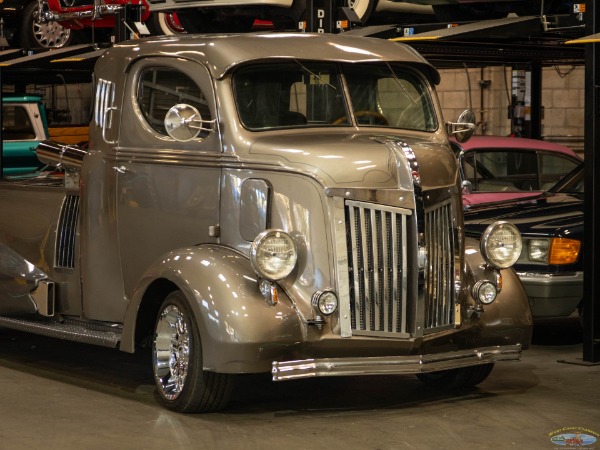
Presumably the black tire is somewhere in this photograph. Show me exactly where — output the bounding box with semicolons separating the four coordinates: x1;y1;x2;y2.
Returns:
153;290;235;413
416;363;495;389
432;4;507;22
18;0;72;49
145;12;186;36
346;0;377;25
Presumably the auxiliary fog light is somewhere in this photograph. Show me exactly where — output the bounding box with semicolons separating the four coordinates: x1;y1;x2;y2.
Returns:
472;280;497;305
312;290;338;315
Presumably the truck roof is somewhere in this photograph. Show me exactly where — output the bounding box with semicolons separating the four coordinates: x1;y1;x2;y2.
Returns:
99;32;440;84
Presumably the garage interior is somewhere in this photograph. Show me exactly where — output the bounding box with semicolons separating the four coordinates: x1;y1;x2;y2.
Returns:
0;2;598;448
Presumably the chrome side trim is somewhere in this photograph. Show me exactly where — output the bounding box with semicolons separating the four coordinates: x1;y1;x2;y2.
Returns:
272;344;522;381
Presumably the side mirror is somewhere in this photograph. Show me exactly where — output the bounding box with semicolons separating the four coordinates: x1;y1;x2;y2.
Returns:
446;109;476;143
164;104;216;142
462;179;472;194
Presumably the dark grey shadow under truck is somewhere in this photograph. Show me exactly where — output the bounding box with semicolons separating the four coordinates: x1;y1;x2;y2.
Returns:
0;33;532;413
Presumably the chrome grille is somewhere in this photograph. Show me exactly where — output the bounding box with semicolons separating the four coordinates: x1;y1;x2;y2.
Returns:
423;199;455;331
346;200;411;337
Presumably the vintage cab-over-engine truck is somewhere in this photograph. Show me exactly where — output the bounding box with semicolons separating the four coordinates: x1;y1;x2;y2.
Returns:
0;33;532;413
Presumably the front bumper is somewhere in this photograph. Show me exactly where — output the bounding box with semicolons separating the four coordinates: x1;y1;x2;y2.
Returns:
272;344;522;381
517;271;583;317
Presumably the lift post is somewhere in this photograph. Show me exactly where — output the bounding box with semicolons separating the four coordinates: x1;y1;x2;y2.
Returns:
298;0;360;33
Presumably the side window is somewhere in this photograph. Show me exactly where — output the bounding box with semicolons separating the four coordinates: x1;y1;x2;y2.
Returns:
137;67;211;137
2;105;35;140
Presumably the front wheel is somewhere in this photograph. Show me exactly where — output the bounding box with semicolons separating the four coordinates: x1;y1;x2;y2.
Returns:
153;290;234;413
416;363;494;389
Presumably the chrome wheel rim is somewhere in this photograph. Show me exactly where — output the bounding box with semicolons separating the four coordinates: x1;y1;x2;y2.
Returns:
154;304;191;400
33;10;71;48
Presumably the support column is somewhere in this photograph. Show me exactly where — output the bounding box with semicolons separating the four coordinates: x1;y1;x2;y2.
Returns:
582;0;600;363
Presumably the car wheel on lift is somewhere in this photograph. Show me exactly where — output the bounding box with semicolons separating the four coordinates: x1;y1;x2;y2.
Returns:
346;0;377;24
145;12;186;36
416;363;495;389
18;0;72;49
153;290;235;413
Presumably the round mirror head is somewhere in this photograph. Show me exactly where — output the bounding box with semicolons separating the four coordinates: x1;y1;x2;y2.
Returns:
455;109;476;143
164;104;202;142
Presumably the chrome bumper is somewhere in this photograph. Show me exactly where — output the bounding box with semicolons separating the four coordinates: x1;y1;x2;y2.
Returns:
272;344;522;381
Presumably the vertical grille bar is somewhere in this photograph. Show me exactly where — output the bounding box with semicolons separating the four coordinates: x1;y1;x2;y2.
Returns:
424;200;455;331
346;200;411;336
55;195;80;269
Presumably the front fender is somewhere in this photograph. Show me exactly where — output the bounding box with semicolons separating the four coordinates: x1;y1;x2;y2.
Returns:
122;244;304;373
464;237;533;348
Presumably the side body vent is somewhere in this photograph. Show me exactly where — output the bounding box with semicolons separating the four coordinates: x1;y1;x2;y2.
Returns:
55;195;80;269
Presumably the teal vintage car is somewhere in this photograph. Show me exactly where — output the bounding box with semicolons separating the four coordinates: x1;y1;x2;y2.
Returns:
1;95;49;177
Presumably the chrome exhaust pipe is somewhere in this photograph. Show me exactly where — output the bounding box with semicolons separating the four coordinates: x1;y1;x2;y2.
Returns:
36;140;88;171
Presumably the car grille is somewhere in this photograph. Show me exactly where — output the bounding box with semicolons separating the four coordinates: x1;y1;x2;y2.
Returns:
345;197;455;337
423;199;455;331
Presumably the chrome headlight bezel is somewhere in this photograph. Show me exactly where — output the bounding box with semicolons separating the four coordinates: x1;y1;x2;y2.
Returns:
250;229;297;281
480;221;522;269
311;290;338;316
472;280;497;305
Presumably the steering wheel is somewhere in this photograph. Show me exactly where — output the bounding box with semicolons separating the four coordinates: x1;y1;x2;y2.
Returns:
333;110;389;126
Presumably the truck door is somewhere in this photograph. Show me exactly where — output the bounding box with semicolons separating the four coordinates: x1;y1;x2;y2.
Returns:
114;58;222;297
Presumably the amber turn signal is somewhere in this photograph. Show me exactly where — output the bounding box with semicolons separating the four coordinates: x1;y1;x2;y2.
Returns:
548;238;581;265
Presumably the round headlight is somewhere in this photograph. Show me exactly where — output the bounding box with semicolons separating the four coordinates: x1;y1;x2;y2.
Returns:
312;290;338;315
472;280;497;305
480;221;522;269
250;230;297;281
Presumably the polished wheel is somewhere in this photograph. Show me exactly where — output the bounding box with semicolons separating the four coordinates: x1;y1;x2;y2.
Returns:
19;0;72;48
416;363;495;389
153;291;234;412
154;303;191;400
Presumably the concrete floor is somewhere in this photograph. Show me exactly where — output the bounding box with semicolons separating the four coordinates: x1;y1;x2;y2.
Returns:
0;316;598;450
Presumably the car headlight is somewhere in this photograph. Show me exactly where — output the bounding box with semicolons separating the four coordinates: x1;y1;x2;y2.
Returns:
528;239;550;262
529;237;580;265
480;221;522;269
250;229;297;281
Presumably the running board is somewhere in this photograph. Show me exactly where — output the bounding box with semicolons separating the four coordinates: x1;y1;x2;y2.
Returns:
0;316;121;348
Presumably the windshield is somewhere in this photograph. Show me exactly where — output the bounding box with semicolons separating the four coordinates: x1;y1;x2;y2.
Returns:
233;62;437;132
551;163;584;194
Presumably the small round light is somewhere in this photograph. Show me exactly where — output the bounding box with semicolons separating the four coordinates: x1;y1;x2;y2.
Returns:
250;229;297;281
312;290;338;315
473;280;497;305
480;221;522;269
